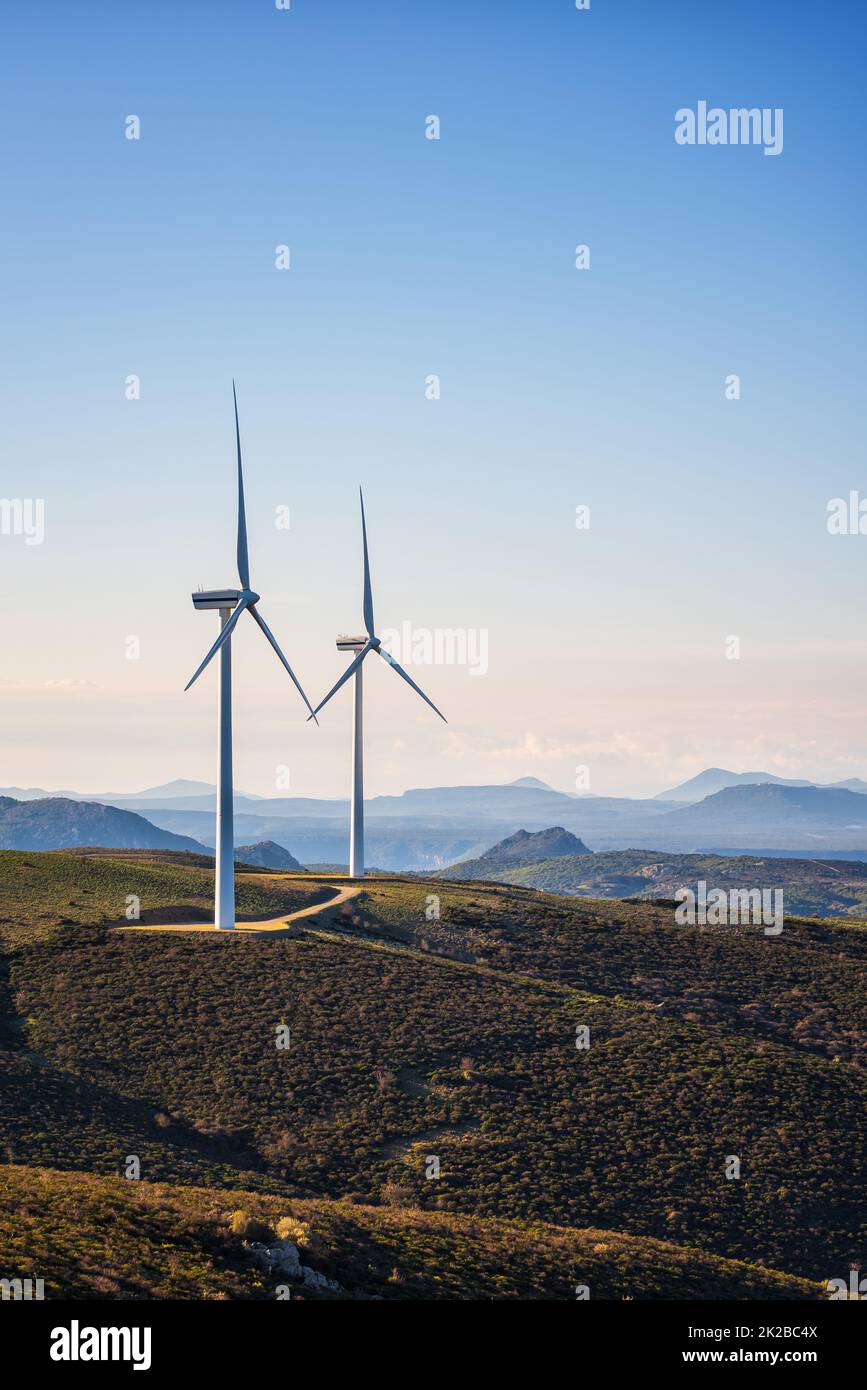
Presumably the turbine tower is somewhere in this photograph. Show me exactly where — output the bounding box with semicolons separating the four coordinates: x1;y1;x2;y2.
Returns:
311;489;446;879
186;384;316;928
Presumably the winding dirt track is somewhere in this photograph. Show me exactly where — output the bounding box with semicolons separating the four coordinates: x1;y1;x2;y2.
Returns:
114;882;362;936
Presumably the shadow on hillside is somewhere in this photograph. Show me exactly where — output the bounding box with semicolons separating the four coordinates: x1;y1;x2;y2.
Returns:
0;1049;276;1189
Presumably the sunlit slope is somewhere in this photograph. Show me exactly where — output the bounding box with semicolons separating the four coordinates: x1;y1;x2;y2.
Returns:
0;850;327;941
2;866;864;1282
0;1166;822;1301
496;848;867;920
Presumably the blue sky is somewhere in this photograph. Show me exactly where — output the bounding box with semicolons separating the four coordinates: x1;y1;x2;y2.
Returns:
1;0;865;798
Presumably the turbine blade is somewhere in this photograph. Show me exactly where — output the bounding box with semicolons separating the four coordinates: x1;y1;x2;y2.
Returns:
184;598;249;691
360;488;374;637
376;647;447;722
233;381;251;591
308;641;372;721
249;605;318;724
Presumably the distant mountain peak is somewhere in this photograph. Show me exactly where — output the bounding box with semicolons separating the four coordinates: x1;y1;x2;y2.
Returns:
480;827;589;859
128;779;216;799
443;826;591;880
657;781;867;840
121;779;260;801
234;840;303;870
656;768;817;802
509;777;555;791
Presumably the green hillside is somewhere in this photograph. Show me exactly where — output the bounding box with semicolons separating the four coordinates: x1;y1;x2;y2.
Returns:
0;849;325;943
497;848;867;920
0;851;864;1296
0;1166;821;1300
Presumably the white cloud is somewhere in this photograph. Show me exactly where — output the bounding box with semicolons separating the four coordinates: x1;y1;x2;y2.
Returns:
42;678;100;691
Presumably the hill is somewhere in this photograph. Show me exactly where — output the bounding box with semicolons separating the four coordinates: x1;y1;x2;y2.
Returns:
0;851;864;1290
128;781;717;831
0;1165;820;1300
656;769;816;802
660;783;867;834
235;841;304;870
0;849;323;935
496;849;867;920
658;769;867;803
0;798;207;854
444;827;591;880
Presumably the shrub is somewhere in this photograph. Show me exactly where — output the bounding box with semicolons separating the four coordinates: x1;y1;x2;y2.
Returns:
381;1183;414;1208
275;1216;310;1246
229;1210;272;1243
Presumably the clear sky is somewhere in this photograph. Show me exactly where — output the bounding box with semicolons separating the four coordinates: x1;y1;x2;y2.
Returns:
1;0;865;799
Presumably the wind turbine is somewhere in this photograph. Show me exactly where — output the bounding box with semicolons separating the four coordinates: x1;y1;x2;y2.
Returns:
186;383;316;928
310;489;446;879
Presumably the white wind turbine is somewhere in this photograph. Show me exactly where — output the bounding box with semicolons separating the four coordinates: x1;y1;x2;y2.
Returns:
186;384;316;928
310;489;446;878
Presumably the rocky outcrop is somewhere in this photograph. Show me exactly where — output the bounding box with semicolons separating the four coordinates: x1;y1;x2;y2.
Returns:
247;1240;343;1293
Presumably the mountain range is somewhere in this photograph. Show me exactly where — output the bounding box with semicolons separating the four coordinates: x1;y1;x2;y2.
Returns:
4;770;867;867
656;767;867;801
0;778;262;804
121;779;867;864
660;782;867;829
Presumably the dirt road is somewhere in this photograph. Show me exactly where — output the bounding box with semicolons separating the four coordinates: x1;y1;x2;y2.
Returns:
114;882;362;936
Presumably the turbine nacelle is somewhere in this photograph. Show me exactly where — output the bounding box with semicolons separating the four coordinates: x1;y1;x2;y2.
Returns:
192;588;260;612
